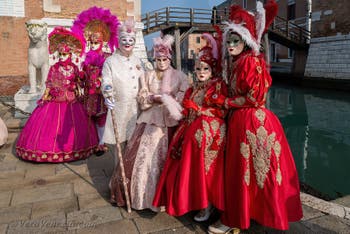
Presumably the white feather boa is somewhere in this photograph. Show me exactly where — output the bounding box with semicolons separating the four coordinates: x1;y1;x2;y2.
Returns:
161;93;183;121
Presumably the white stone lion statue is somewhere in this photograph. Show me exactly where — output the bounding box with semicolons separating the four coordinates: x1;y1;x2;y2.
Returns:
25;19;49;93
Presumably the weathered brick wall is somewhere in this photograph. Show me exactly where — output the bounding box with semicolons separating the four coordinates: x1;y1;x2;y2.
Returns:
305;34;350;79
42;0;130;20
311;0;350;38
0;0;133;77
305;0;350;79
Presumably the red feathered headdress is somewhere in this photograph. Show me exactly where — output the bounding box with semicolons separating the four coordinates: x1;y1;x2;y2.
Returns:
222;0;278;55
48;26;85;57
197;32;222;76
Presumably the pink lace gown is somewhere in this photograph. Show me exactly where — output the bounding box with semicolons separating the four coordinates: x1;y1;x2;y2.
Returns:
16;59;98;163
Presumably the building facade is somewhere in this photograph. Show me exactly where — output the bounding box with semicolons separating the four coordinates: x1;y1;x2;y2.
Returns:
0;0;143;77
304;0;350;79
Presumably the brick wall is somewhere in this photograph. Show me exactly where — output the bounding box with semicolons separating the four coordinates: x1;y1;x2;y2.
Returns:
311;0;350;37
0;0;134;77
304;0;350;79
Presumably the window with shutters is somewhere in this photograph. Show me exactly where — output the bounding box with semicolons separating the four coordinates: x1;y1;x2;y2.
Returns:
0;0;25;17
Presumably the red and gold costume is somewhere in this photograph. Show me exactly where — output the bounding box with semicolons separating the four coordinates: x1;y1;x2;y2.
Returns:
153;33;227;216
153;78;227;215
209;1;303;231
214;51;302;230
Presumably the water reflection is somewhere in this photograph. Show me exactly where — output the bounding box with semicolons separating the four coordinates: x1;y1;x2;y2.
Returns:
268;84;350;199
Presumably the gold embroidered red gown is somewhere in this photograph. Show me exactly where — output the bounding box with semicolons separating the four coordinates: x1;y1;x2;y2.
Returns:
212;51;303;230
153;78;227;216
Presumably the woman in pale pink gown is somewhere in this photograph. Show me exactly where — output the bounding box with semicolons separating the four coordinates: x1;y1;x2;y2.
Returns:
109;35;189;211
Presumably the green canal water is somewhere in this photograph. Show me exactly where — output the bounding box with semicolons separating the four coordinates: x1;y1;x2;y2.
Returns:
268;83;350;200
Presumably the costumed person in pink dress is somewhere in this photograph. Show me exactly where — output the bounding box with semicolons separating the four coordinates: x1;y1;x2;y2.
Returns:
72;6;120;156
207;1;303;233
16;27;98;163
0;117;8;148
153;33;228;221
109;34;189;211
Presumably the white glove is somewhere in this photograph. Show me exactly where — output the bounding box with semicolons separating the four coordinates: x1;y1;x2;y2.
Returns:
105;97;115;110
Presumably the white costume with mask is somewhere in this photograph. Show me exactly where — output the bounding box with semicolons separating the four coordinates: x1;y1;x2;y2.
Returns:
102;19;144;144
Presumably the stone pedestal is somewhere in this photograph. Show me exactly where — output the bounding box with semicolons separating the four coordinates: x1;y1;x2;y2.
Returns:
14;86;42;118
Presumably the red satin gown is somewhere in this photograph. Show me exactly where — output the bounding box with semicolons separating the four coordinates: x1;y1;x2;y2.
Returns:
215;51;303;230
153;78;227;216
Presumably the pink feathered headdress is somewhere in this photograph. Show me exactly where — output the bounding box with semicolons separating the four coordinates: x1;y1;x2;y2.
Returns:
118;18;136;39
153;34;174;59
71;6;120;52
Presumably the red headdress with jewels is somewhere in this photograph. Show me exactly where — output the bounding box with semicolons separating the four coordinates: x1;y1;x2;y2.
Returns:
197;32;222;76
48;26;85;57
71;6;120;52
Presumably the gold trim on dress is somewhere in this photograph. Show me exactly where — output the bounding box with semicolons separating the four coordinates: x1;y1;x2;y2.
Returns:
241;109;282;188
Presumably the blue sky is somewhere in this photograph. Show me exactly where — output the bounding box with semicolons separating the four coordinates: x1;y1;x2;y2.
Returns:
142;0;225;14
141;0;225;49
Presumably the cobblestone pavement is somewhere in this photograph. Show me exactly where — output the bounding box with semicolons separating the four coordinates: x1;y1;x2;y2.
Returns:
0;100;350;234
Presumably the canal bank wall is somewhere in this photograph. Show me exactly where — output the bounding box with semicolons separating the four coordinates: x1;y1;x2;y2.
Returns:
304;34;350;80
271;72;350;92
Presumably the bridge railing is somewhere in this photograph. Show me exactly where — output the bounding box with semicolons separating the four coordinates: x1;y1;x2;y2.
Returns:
271;16;311;45
142;7;227;32
142;7;310;47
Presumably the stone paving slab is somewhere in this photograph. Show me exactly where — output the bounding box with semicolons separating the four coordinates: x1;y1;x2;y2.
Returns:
7;213;67;234
76;219;139;234
0;161;17;172
0;224;8;234
31;196;78;219
4;118;26;130
149;224;206;234
86;154;115;178
0;191;12;208
0;172;26;191
73;178;101;196
301;204;325;221
133;211;191;233
301;214;350;234
78;193;111;210
12;182;74;206
56;162;89;177
333;195;350;207
67;205;123;230
0;204;32;224
24;164;56;180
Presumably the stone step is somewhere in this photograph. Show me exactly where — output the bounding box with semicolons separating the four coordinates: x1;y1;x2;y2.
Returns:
332;195;350;208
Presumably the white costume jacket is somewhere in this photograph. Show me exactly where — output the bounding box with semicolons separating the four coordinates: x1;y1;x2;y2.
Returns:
102;50;144;143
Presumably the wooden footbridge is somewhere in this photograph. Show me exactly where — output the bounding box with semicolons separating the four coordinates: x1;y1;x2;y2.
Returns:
141;7;311;73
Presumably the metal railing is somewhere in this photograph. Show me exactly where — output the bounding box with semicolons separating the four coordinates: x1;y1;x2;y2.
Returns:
271;16;311;46
141;7;310;48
